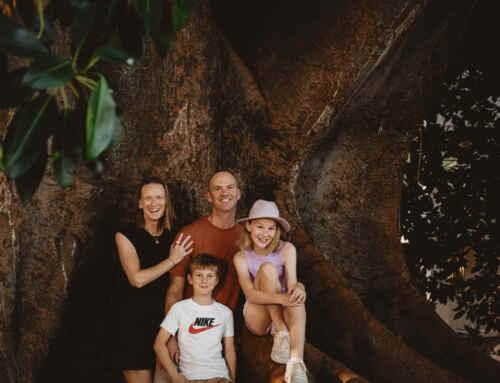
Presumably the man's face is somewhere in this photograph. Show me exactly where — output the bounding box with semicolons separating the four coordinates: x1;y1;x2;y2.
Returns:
206;172;240;213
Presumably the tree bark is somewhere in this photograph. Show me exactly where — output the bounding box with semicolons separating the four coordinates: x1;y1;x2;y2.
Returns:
1;1;499;383
239;326;370;383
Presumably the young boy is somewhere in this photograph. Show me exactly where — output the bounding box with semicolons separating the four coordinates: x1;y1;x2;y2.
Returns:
154;253;236;383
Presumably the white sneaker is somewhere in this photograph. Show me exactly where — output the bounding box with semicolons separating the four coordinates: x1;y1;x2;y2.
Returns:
270;330;290;364
285;357;308;383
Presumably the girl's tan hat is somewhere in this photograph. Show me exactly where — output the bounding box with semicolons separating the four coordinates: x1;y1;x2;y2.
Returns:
237;200;291;232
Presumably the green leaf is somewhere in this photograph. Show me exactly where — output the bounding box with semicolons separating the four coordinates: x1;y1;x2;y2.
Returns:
31;7;57;47
22;54;74;89
117;4;144;59
0;14;49;58
110;114;124;149
15;141;48;204
135;0;163;33
88;158;104;174
86;75;118;161
53;108;84;188
70;0;97;49
0;67;34;108
96;44;136;65
4;95;52;179
33;0;51;39
172;0;194;33
150;26;173;57
53;151;78;188
135;0;172;56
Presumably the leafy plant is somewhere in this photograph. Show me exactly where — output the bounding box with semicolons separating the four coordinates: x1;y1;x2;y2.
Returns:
402;69;500;334
0;0;194;202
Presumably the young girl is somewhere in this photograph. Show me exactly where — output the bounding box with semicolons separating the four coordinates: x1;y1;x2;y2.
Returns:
233;200;308;383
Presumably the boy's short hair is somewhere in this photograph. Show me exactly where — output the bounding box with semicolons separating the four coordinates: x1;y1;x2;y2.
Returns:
188;253;221;276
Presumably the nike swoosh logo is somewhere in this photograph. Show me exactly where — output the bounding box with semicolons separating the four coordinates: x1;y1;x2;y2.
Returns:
188;323;221;334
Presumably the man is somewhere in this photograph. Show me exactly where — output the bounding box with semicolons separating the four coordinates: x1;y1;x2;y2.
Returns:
164;171;243;363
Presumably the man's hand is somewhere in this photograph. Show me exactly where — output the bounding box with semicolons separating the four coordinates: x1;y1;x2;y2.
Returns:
167;336;180;364
172;373;188;383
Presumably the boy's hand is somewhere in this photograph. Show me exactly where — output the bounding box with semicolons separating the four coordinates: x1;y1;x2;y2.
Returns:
167;336;180;364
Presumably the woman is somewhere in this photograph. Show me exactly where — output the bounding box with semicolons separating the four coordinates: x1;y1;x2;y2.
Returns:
234;200;308;383
112;177;193;383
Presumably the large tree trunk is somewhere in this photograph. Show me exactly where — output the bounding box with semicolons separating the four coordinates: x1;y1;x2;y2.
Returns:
1;1;499;382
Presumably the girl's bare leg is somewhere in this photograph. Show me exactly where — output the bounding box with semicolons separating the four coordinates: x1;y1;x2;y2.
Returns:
244;262;288;334
284;304;306;359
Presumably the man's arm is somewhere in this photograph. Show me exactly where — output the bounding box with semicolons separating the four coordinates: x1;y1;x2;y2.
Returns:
165;275;185;313
223;336;237;382
154;328;187;383
164;275;185;363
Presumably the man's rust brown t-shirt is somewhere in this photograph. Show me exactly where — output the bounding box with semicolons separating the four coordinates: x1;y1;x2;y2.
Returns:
171;217;243;310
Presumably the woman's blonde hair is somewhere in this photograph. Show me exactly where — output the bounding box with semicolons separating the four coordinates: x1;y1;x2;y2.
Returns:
136;177;175;231
238;220;282;255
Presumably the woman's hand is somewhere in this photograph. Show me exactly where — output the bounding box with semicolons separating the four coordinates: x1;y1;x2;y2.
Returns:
289;282;306;305
169;233;194;265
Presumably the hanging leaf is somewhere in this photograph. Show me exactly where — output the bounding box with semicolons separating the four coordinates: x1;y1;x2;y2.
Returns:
15;140;48;204
135;0;163;33
0;66;34;108
3;95;52;179
33;0;51;39
172;0;194;33
150;26;173;57
86;75;118;161
96;44;136;65
135;0;172;57
87;158;104;174
70;0;97;49
0;13;49;58
117;3;144;59
31;6;57;47
106;0;123;25
109;112;124;148
53;108;84;188
22;54;74;89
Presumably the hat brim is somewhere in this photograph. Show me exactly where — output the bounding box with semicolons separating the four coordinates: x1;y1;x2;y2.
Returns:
237;216;291;232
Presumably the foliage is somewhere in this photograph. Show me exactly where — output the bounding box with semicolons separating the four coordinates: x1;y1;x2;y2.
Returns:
0;0;193;202
402;69;500;334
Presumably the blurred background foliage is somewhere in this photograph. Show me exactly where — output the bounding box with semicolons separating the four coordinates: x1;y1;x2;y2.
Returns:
402;68;499;339
0;0;193;202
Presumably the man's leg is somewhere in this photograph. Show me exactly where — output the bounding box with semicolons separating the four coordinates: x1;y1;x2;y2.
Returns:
123;369;153;383
152;362;172;383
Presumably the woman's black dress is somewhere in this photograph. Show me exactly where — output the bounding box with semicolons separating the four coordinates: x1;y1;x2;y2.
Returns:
111;225;174;370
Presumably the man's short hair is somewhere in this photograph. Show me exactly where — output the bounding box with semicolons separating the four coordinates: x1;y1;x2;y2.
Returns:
188;253;221;276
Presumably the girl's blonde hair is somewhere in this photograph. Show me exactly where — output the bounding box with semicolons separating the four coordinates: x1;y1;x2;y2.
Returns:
238;220;282;255
136;177;175;231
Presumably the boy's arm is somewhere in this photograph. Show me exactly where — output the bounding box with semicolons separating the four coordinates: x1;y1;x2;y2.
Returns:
223;336;237;382
154;328;187;383
164;275;185;363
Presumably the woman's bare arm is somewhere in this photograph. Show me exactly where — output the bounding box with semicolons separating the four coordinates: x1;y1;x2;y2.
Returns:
116;232;192;288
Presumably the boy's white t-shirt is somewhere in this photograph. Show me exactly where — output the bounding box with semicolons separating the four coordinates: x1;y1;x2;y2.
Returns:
160;298;234;381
